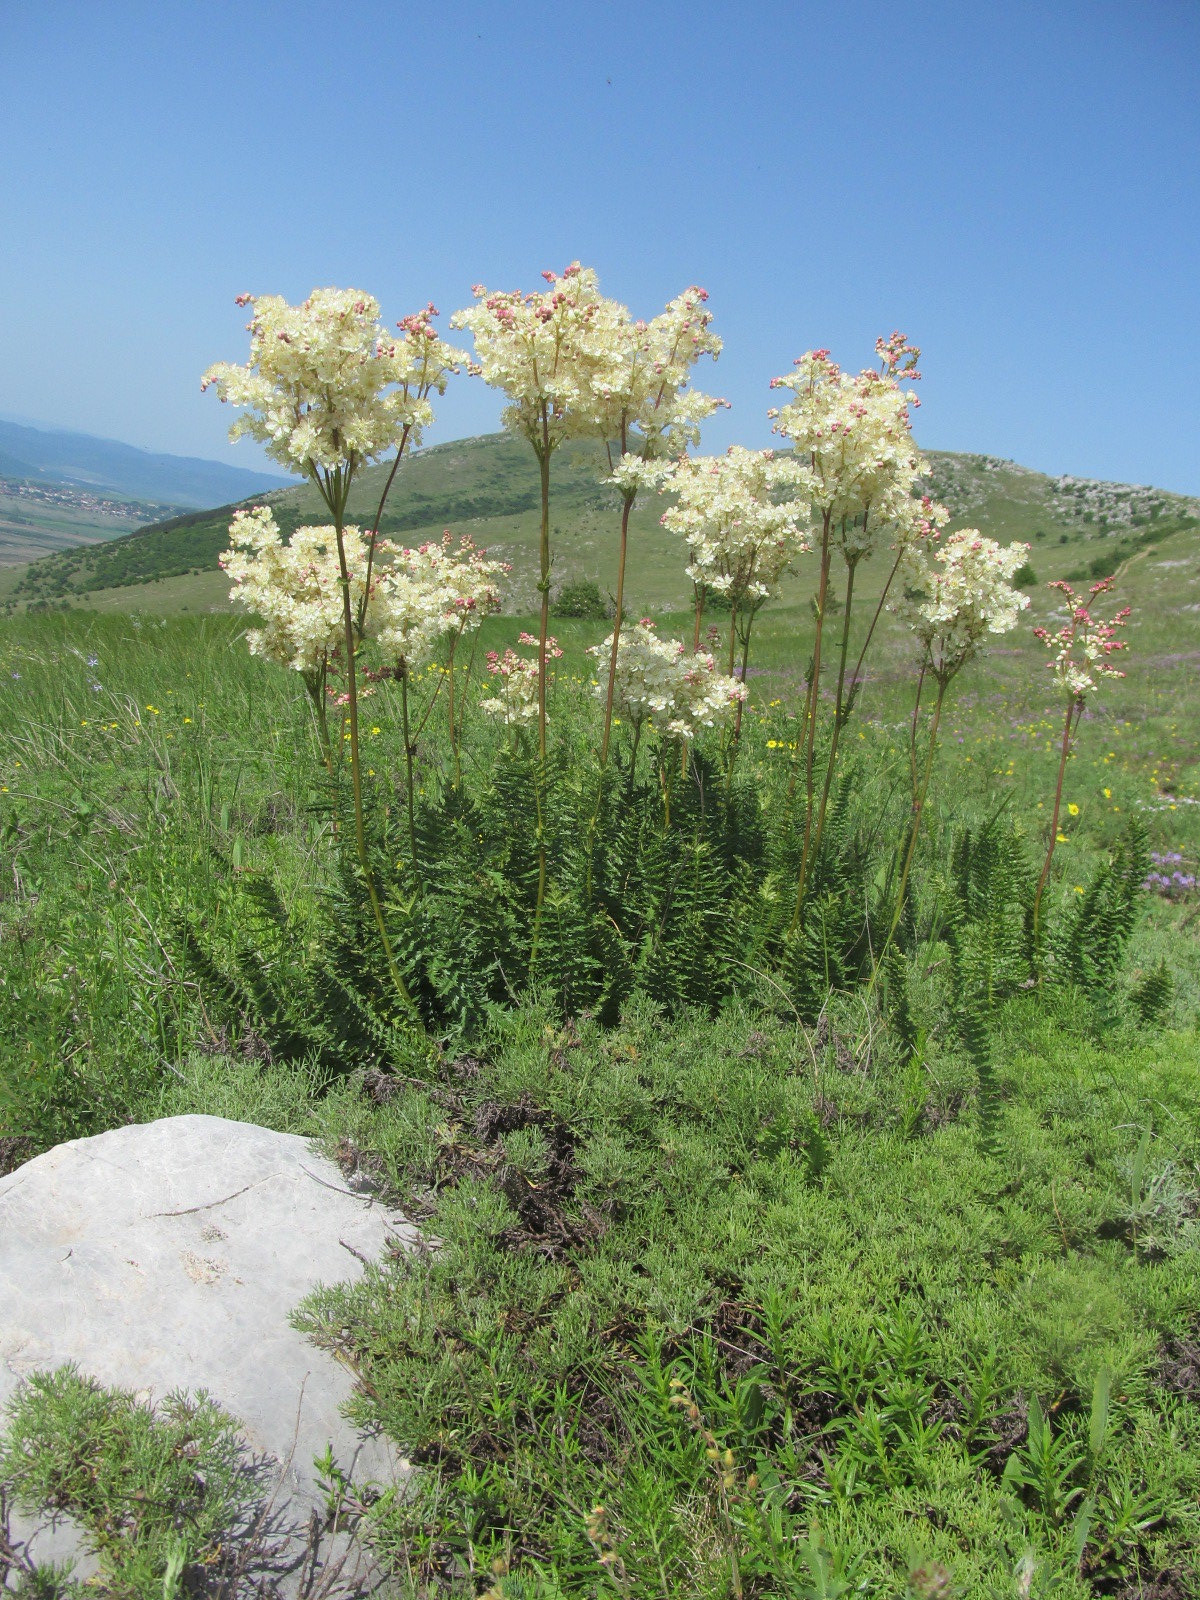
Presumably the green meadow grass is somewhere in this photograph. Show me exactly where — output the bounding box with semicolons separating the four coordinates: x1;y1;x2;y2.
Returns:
0;531;1197;1595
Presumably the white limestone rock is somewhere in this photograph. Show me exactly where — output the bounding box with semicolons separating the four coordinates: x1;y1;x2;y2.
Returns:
0;1114;416;1594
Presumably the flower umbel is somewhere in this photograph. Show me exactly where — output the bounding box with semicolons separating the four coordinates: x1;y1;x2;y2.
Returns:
202;290;465;477
480;634;564;731
451;266;608;455
1033;575;1130;700
586;620;746;740
220;507;370;678
768;337;929;560
896;529;1031;682
660;446;811;613
373;533;507;671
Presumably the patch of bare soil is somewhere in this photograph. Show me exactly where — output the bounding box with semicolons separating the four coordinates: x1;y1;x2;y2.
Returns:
343;1060;608;1260
1105;1573;1193;1600
1157;1331;1200;1400
0;1137;32;1178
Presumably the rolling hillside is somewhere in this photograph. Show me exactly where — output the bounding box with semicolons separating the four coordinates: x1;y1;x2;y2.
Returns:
3;431;1198;617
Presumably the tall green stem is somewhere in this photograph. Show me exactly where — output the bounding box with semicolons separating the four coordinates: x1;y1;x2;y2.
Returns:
529;758;547;975
1032;697;1081;953
305;660;335;778
357;421;412;636
320;465;417;1018
401;667;419;880
787;511;833;933
530;413;553;958
588;475;636;903
809;558;859;874
659;745;676;833
447;638;461;790
732;612;754;751
628;721;643;786
907;660;928;802
536;414;552;765
844;543;900;713
600;480;635;768
873;673;947;979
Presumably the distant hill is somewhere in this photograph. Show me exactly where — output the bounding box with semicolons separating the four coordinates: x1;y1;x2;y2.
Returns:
5;432;1199;614
0;420;290;510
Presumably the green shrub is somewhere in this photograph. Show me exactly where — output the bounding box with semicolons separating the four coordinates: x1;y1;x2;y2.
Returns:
551;578;610;620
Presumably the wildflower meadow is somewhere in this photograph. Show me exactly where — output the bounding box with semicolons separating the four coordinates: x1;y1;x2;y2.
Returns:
2;270;1198;1599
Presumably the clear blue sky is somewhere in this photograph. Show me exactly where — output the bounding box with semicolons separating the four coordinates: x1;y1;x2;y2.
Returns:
3;1;1197;492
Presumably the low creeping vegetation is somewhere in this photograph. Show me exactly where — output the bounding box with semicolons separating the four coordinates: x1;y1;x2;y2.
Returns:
290;999;1200;1598
0;1368;252;1599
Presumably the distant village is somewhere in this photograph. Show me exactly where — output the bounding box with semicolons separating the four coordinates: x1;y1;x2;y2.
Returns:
0;476;173;524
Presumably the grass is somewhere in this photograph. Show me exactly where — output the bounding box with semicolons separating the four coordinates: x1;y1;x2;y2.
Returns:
292;998;1200;1598
0;491;1197;1596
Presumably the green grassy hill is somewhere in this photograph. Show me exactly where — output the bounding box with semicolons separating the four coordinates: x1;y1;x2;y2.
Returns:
4;431;1197;617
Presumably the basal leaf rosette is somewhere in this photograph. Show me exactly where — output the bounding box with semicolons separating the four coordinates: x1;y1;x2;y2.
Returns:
586;619;746;740
202;290;465;476
220;506;370;677
896;529;1031;682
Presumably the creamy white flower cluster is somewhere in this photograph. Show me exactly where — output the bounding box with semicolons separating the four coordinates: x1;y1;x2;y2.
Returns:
896;529;1031;681
451;265;608;453
588;286;725;483
202;290;465;475
1033;577;1129;699
374;534;507;670
659;446;810;606
768;344;930;560
453;269;724;477
221;506;369;677
222;511;509;679
586;619;747;740
480;633;564;730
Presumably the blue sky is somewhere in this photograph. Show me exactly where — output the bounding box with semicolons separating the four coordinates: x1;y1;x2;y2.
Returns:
3;1;1197;492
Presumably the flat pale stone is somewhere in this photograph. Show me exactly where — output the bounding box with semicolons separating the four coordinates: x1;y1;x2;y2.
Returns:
0;1114;416;1593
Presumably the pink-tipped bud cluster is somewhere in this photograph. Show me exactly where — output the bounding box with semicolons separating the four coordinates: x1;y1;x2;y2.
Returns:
1035;576;1130;699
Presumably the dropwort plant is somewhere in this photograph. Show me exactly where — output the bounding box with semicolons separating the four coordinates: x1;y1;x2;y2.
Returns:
202;274;1138;1060
1032;575;1130;957
204;290;464;1014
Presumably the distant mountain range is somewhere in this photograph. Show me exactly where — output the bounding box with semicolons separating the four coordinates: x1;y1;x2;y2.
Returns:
0;419;290;510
